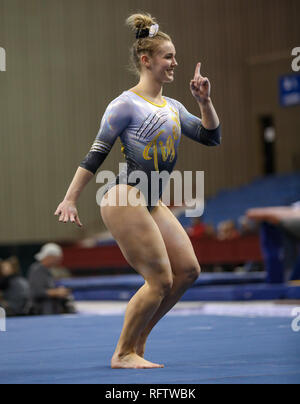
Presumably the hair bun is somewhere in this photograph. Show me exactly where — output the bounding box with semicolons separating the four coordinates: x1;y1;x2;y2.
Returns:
126;12;157;33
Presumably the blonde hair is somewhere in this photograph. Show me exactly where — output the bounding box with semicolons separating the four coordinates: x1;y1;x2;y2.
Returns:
126;12;172;77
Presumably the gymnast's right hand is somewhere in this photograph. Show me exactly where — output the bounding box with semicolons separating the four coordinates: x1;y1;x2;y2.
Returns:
54;200;83;227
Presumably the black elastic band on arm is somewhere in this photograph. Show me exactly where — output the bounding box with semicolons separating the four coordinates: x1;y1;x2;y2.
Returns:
79;151;107;175
199;125;222;146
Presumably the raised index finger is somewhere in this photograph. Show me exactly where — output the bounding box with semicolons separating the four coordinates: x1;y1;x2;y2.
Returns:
194;62;202;80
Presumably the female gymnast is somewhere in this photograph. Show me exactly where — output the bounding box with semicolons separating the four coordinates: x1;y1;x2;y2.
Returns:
55;13;221;369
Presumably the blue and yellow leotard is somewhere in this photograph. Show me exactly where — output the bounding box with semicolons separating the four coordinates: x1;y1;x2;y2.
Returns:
80;90;221;211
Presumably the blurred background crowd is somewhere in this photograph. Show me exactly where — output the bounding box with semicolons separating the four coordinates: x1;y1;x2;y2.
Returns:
1;197;300;317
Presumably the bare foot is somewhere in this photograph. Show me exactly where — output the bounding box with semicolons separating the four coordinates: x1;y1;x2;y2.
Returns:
111;352;164;369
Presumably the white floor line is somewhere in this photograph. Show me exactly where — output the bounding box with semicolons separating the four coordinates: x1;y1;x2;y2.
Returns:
75;301;299;318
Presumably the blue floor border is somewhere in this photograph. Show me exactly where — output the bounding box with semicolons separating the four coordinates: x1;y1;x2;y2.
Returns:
0;313;299;384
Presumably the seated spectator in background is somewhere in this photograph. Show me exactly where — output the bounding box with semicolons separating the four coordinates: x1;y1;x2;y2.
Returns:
28;243;76;315
204;224;217;238
238;216;260;236
0;257;31;317
217;220;240;241
247;203;300;283
187;218;217;239
187;217;206;238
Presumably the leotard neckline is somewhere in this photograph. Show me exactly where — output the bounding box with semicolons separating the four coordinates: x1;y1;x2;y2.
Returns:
129;90;167;108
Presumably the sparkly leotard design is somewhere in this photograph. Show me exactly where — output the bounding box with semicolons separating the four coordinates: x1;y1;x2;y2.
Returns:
80;90;221;211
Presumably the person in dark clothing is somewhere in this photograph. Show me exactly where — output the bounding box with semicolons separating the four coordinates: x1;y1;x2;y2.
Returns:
28;243;76;315
0;257;31;317
247;205;300;283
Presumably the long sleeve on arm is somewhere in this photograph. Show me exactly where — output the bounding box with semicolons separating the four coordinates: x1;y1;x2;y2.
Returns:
80;95;133;174
176;101;221;146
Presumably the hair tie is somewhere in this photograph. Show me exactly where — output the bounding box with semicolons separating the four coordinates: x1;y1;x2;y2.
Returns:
136;24;159;39
149;24;159;37
136;28;149;39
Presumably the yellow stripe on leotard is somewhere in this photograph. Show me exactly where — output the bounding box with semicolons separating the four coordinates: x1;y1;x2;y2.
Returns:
130;91;167;108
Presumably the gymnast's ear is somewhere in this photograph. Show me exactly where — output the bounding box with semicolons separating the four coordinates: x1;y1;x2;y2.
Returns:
140;53;151;68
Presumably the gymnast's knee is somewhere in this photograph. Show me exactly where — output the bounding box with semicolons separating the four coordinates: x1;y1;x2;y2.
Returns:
180;263;201;285
150;277;174;298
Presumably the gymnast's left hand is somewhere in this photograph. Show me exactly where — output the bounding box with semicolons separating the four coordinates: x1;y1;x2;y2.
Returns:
54;200;83;228
190;62;211;105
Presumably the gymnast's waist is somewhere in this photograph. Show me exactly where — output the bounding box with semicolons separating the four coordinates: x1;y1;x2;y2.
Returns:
120;159;175;177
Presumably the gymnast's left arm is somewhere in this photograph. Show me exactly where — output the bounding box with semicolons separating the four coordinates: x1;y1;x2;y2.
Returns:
178;62;221;146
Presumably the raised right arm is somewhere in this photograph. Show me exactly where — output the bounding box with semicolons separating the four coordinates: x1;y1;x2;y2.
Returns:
55;95;132;226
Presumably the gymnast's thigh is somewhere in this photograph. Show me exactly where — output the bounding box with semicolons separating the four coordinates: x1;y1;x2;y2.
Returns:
100;185;172;282
150;201;201;277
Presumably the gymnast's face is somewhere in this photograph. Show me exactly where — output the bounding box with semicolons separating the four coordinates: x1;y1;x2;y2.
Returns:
143;41;178;83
